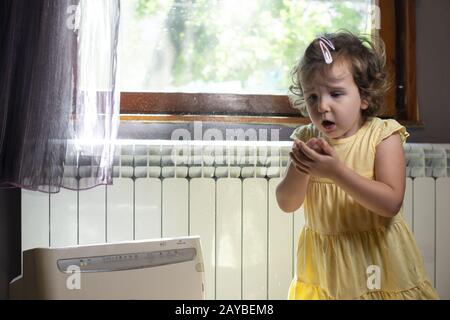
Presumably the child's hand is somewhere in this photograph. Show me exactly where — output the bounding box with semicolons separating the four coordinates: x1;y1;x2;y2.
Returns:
291;138;326;165
290;138;341;179
305;138;326;154
290;139;313;175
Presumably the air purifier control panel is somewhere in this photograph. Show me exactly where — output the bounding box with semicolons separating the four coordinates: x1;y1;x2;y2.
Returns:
57;247;197;273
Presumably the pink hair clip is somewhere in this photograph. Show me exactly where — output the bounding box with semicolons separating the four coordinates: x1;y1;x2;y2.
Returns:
318;36;335;64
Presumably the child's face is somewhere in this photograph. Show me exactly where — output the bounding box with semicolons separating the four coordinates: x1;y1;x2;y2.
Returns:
302;60;369;139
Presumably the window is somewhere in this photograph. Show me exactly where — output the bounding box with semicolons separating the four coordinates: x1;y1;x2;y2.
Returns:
378;0;418;125
119;0;419;125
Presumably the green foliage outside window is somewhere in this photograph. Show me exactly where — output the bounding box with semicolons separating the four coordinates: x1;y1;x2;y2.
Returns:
121;0;372;94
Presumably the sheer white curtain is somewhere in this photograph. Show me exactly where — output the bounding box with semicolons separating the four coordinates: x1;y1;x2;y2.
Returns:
68;0;121;190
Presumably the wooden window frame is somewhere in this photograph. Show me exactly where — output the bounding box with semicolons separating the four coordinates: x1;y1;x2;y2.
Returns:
120;0;419;126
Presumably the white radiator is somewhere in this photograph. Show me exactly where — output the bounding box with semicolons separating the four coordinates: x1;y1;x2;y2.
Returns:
21;141;450;300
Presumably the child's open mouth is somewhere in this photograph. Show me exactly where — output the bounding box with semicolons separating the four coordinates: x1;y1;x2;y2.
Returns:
321;120;336;131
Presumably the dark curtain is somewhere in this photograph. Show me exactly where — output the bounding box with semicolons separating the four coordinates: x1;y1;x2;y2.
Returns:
0;0;120;193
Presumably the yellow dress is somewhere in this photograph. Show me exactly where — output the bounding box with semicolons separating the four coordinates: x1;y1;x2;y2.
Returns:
288;117;439;300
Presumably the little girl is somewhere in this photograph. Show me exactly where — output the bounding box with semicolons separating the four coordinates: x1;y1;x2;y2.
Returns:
276;31;439;300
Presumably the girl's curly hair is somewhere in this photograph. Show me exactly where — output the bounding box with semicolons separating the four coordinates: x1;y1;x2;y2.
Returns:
289;30;390;119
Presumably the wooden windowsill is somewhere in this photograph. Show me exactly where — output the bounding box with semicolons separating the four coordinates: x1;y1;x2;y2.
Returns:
120;91;309;126
120;90;421;127
119;113;310;126
119;113;423;128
